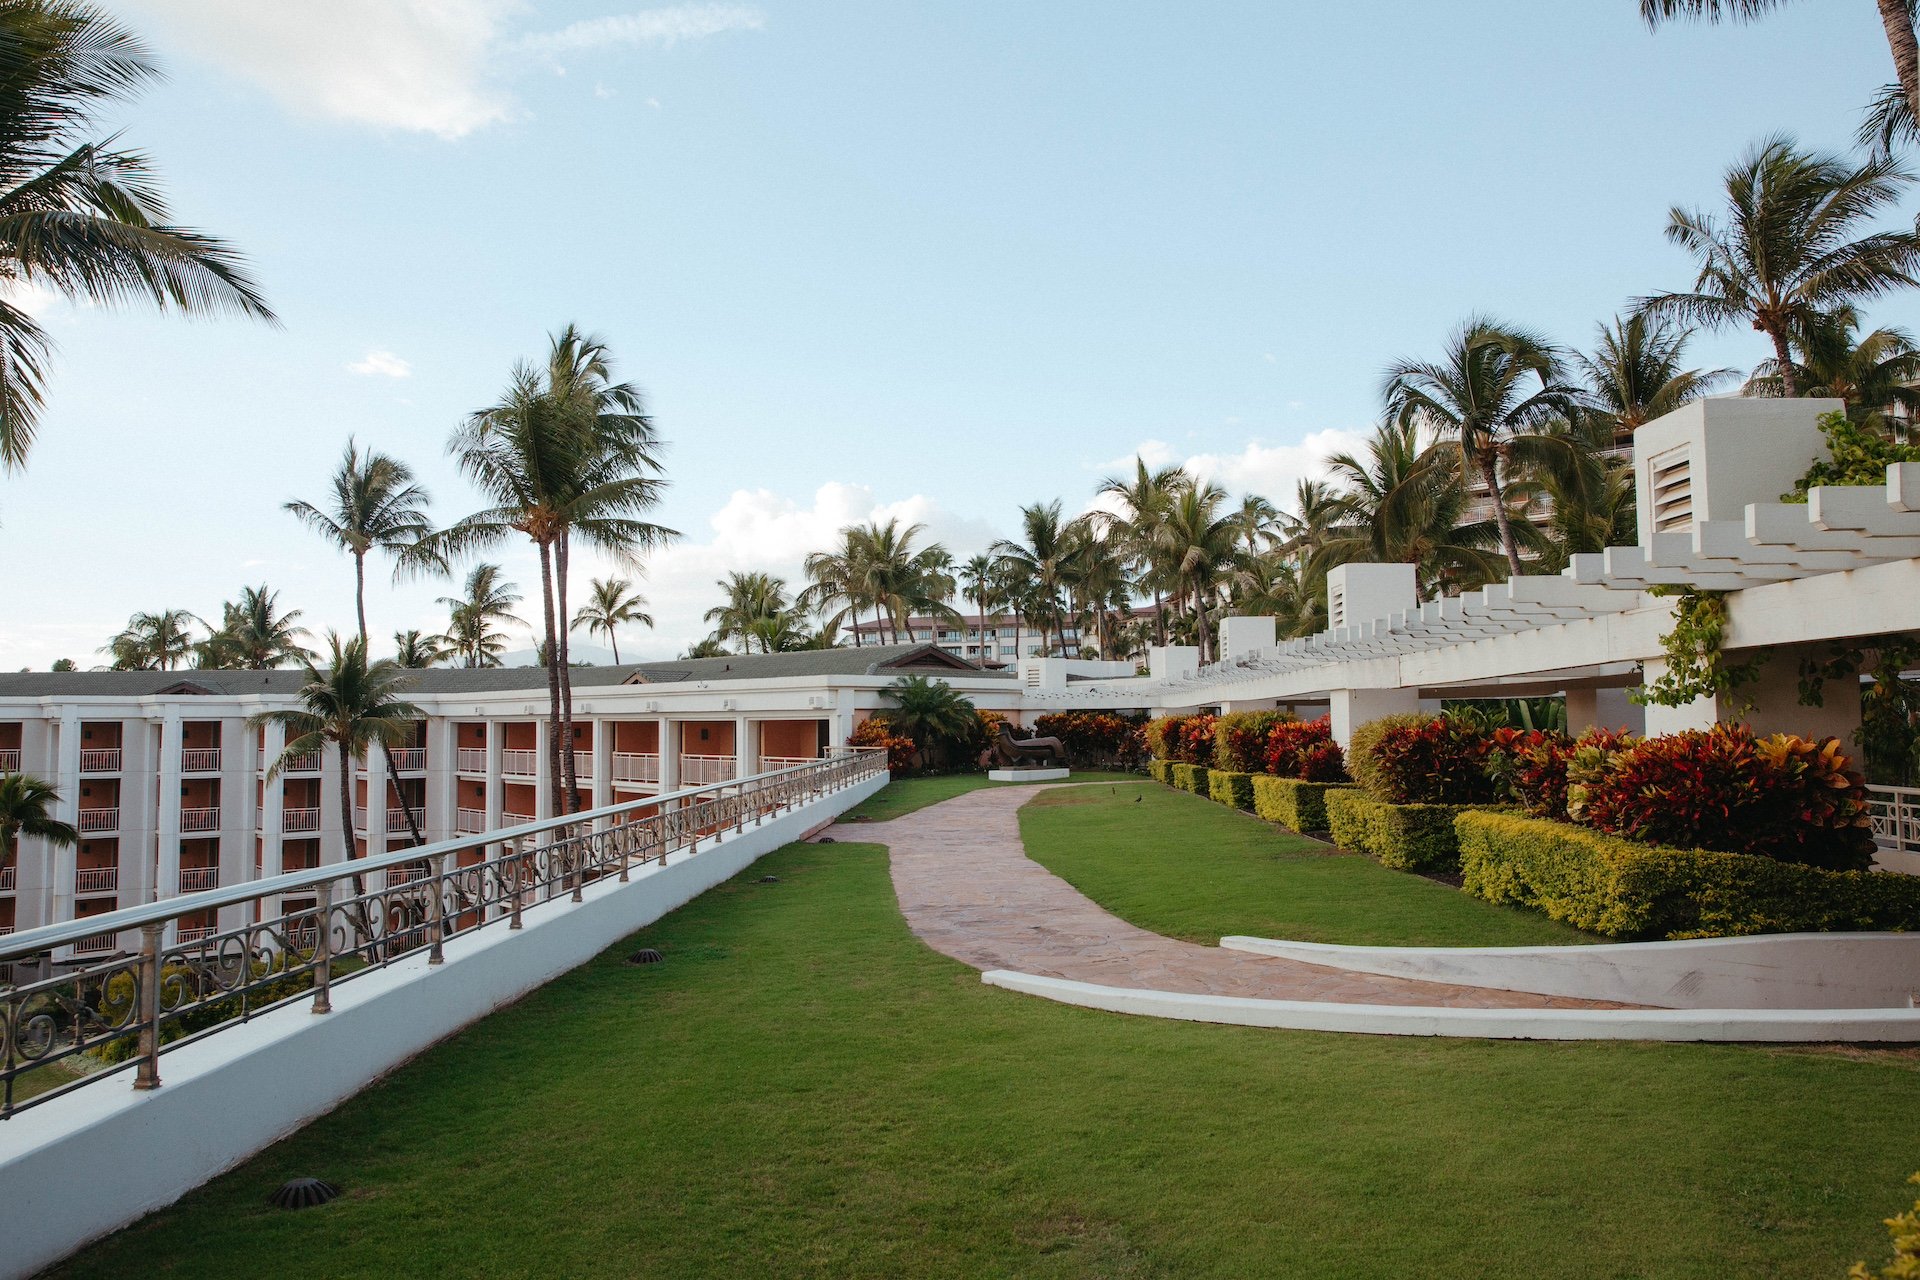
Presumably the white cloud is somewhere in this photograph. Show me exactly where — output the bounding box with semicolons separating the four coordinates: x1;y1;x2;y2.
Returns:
347;350;412;379
519;4;764;56
1090;429;1372;513
120;1;762;139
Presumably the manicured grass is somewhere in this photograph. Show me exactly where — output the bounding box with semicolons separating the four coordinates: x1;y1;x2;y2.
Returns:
1021;782;1595;947
53;834;1920;1278
839;770;1142;822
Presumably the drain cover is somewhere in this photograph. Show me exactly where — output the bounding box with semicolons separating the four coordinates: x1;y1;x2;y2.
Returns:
758;875;779;883
626;948;664;965
269;1178;340;1209
816;836;837;844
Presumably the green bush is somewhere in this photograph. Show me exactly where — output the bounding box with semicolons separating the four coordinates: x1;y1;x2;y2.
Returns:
1325;788;1378;854
1208;769;1255;809
1345;713;1430;801
1147;758;1174;785
1456;810;1920;939
1170;762;1211;795
1250;776;1354;832
1366;803;1485;873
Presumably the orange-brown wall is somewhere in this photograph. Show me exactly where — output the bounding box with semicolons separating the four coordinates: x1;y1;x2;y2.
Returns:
612;721;659;752
760;721;821;759
679;721;735;755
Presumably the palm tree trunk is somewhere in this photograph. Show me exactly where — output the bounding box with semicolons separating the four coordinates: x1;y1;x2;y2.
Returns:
555;534;578;814
1767;322;1800;399
1480;452;1524;578
609;630;621;665
536;541;564;816
1879;0;1920;128
385;745;424;844
1152;586;1166;646
353;551;368;645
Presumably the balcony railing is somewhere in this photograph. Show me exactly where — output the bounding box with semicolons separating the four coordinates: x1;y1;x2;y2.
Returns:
1868;784;1920;858
180;807;221;834
455;747;486;774
612;753;660;784
760;756;819;770
0;866;13;892
180;748;222;773
75;867;117;894
0;749;19;772
281;807;321;834
178;866;219;893
77;808;118;834
353;807;426;833
455;808;487;834
277;751;322;774
571;750;594;781
0;750;885;1119
500;749;537;777
502;811;535;826
680;754;737;786
387;748;426;772
78;749;121;773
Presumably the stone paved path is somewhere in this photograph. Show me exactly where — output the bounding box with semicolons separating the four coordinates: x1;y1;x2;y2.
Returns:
828;785;1633;1009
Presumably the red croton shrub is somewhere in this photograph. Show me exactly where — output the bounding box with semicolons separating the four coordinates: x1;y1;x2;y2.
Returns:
1262;716;1348;782
1032;711;1149;768
1215;711;1296;773
849;717;917;777
1146;714;1218;766
1577;723;1876;871
1484;728;1573;818
1368;716;1498;804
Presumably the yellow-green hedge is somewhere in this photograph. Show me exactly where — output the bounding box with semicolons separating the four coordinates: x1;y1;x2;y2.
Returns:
1456;810;1920;939
1147;759;1174;785
1170;762;1210;795
1326;788;1376;853
1366;802;1485;872
1208;769;1255;809
1251;776;1354;832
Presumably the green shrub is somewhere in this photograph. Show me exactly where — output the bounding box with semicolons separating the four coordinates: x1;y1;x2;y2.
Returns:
1456;810;1920;939
1325;788;1378;854
1208;769;1255;809
1345;713;1430;801
1366;803;1485;873
1213;711;1296;773
1250;776;1354;832
1147;759;1174;785
1170;762;1211;795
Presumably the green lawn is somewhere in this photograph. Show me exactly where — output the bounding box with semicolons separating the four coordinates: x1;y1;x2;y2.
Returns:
839;770;1142;822
1021;782;1595;947
54;833;1919;1278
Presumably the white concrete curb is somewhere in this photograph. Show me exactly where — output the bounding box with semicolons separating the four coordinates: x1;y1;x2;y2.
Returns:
980;969;1920;1042
1219;932;1920;1011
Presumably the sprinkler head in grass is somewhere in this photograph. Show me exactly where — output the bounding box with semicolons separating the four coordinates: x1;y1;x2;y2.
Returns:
269;1178;340;1209
758;875;779;883
626;948;664;966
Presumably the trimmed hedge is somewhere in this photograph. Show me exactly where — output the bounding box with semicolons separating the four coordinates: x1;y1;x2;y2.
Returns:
1325;788;1376;854
1365;802;1483;873
1147;759;1174;785
1170;763;1211;795
1208;769;1255;810
1457;810;1920;939
1250;776;1353;833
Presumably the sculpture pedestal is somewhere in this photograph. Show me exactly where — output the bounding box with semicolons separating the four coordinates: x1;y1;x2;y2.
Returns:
987;767;1070;783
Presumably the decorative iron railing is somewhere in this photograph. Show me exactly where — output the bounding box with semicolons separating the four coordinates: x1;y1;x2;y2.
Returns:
0;750;885;1119
1868;784;1920;858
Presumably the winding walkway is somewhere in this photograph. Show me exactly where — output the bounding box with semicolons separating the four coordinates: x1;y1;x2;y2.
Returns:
827;785;1629;1010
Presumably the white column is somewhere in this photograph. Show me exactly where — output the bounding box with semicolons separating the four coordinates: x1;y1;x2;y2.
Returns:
658;718;680;797
116;718;157;914
50;712;81;932
591;719;613;813
317;742;346;867
426;717;456;843
1328;687;1421;750
260;720;286;882
154;712;183;947
533;723;552;819
1563;688;1600;736
484;721;504;830
734;715;755;778
15;718;55;930
217;715;247;933
365;747;389;864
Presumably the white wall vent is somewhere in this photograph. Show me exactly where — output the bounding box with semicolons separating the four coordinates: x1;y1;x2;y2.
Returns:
1649;447;1694;532
1328;585;1346;630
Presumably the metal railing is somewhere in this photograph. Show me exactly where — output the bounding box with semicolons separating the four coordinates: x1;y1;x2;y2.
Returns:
455;748;486;774
571;750;594;781
180;807;220;834
77;808;117;834
0;749;21;772
282;808;320;834
1868;784;1920;858
760;755;818;770
455;808;487;834
0;750;885;1119
0;866;14;892
387;748;426;772
75;868;117;894
180;749;221;773
352;807;425;833
680;754;736;786
178;867;219;893
612;752;660;784
78;749;121;773
500;749;537;777
278;751;322;774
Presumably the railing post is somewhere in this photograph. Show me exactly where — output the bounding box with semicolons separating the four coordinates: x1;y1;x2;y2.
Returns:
618;821;631;882
132;924;164;1091
427;853;447;965
311;881;333;1014
509;849;524;930
571;824;585;903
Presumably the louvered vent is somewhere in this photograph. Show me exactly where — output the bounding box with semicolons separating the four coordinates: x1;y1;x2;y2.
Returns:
1328;585;1347;629
1649;448;1694;532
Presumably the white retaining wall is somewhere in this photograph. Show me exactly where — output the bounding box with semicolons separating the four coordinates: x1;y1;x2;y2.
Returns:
0;772;884;1280
1219;932;1920;1011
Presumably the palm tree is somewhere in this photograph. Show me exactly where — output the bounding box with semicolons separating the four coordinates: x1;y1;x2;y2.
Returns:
1383;317;1584;576
0;771;76;871
102;607;199;670
847;518;948;643
798;529;871;646
1322;421;1504;597
992;501;1081;658
391;629;448;668
0;1;275;471
877;675;977;766
571;576;652;664
1512;414;1640;572
1151;481;1240;663
285;440;435;643
200;584;311;669
1744;304;1920;427
1641;2;1920;152
1096;457;1186;645
1636;136;1920;398
680;638;729;659
251;633;425;865
960;553;1003;663
1573;315;1735;444
436;563;523;669
703;572;789;653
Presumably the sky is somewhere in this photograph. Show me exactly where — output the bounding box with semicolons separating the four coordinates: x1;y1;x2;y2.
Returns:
1;0;1914;669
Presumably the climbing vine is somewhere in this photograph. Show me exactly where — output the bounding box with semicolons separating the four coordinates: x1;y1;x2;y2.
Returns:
1632;587;1765;709
1798;633;1920;786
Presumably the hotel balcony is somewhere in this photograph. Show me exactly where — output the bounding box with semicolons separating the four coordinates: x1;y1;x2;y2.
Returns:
612;753;660;784
72;929;118;954
180;807;221;834
77;808;118;834
501;749;538;778
0;749;20;771
281;807;321;834
680;755;738;786
276;751;322;774
78;749;121;773
178;866;220;893
180;748;222;773
455;807;487;834
354;806;426;833
175;924;214;944
455;747;486;774
761;755;818;771
385;861;429;887
502;811;535;827
0;865;14;892
572;750;593;780
75;867;117;894
387;748;426;772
